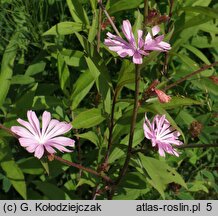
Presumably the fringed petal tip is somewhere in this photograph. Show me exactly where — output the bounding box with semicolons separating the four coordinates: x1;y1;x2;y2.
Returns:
143;113;183;157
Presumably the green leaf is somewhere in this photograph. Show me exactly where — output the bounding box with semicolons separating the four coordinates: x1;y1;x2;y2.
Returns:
76;178;95;188
40;159;49;175
2;176;11;193
193;35;218;48
154;97;202;110
14;83;38;114
76;131;99;147
176;14;211;33
25;61;46;76
138;154;187;199
17;157;44;175
176;109;195;126
0;34;18;107
60;49;85;67
188;181;208;193
57;53;70;96
108;147;125;164
108;0;143;14
89;0;97;11
85;56;100;79
32;96;62;110
71;70;95;110
34;181;70;199
85;57;112;114
88;10;98;43
173;52;199;71
117;60;135;92
66;0;90;25
43;22;84;36
0;139;12;162
191;78;218;96
183;6;218;19
1;160;27;199
11;75;35;85
182;44;211;64
73;108;105;129
113;172;149;200
192;0;212;7
120;128;144;147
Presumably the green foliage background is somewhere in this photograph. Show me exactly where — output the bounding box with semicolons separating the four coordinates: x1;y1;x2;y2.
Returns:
0;0;217;200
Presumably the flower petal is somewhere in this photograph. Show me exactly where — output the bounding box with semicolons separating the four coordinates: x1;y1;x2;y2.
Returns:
42;111;51;136
133;52;142;64
27;110;41;136
11;126;35;139
44;122;72;140
122;20;135;45
34;145;44;159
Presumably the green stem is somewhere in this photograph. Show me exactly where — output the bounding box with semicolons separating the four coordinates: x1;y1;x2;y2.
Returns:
144;0;148;26
97;5;102;53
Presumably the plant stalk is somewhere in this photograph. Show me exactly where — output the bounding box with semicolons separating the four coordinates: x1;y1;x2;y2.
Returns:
103;90;118;165
163;61;218;91
98;1;121;37
97;3;103;52
114;64;141;187
144;0;148;26
54;155;113;183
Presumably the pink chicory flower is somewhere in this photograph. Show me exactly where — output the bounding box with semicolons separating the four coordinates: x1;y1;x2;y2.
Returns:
143;114;183;157
104;20;148;64
104;20;171;64
144;26;171;51
11;110;75;159
154;89;171;103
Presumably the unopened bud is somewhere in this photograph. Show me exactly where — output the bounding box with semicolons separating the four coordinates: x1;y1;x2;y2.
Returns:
154;89;171;103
